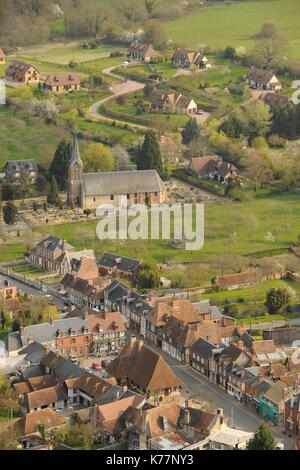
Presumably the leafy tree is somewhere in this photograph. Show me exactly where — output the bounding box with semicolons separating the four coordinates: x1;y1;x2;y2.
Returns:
18;296;58;327
220;114;245;138
137;132;162;173
247;422;277;450
250;31;288;69
181;118;200;145
47;175;61;207
136;263;160;289
222;46;236;60
1;183;15;201
82;143;115;173
242;101;272;144
223;301;239;319
143;20;167;49
49;140;72;191
243;148;274;191
254;22;279;40
265;287;290;314
3;201;17;225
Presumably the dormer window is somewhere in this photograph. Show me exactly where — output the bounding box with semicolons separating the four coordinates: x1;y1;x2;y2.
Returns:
70;329;76;336
58;330;64;338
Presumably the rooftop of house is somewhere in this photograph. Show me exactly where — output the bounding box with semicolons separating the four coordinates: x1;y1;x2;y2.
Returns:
209;427;253;447
5;159;38;173
61;273;105;298
103;280;130;303
251;340;277;356
13;408;66;437
76;372;116;399
86;311;126;334
6;60;39;74
98;251;141;273
41;351;84;381
20;317;90;346
128;41;159;57
98;394;145;430
45;73;81;87
107;338;182;391
263;380;292;404
247;68;280;85
213;271;260;288
23;384;68;410
189;155;238;178
147;296;204;327
261;92;289;107
35;236;74;252
18;342;47;364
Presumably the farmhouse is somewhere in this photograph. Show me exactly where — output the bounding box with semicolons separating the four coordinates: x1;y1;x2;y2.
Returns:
246;68;282;91
150;88;197;115
5;60;41;84
5;159;38;184
127;41;160;63
67;137;167;209
188;155;240;184
171;49;211;69
0;48;6;64
44;73;81;93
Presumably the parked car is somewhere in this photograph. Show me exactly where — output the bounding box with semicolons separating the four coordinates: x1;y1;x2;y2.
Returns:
92;362;102;370
196;109;204;115
45;294;53;301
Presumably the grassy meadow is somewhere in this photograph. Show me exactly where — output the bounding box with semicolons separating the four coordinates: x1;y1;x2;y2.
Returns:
165;0;300;58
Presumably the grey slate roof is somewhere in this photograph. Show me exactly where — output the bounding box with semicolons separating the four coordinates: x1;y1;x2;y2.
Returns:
18;342;46;364
41;351;84;380
36;236;74;252
5;159;38;173
191;337;216;359
21;318;89;346
21;365;45;380
82;169;165;197
104;280;130;304
98;252;141;273
247;68;279;86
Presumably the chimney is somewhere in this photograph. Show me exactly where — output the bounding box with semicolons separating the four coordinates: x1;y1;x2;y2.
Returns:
62;239;67;254
185;399;192;409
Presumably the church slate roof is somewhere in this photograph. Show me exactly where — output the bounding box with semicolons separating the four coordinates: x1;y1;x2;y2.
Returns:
82;170;165;197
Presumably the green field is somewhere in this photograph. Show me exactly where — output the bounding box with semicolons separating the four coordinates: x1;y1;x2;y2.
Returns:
0;106;69;169
165;0;300;58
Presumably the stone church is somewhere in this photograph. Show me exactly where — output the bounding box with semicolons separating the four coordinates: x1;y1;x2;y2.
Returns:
67;137;167;210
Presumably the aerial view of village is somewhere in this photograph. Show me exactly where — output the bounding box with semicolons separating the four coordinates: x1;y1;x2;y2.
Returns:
0;0;300;456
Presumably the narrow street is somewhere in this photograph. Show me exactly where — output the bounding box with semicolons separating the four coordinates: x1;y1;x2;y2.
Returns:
145;341;294;450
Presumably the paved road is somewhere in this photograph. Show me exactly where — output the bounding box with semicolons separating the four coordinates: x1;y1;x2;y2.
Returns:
88;65;148;131
0;273;65;310
145;342;294;449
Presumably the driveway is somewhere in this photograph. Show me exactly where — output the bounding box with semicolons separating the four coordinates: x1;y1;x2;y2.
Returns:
194;111;211;125
88;65;149;131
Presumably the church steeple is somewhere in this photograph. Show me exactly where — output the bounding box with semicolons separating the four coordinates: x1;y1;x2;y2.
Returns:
68;134;84;207
70;134;83;168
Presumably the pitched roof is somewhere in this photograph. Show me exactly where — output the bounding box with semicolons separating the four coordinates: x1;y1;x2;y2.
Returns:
61;273;103;299
18;342;46;364
98;252;141;273
36;236;74;252
41;352;84;380
13;408;66;436
191;337;216;358
23;385;68;410
5;159;38;173
128;41;159;58
27;375;59;391
189;155;238;178
77;372;115;399
247;68;280;86
214;271;260;288
82;169;165;197
98;395;145;429
147;296;203;327
6;60;39;75
45;73;81;87
263;380;292;404
21;317;89;345
252;340;276;356
86;311;126;334
144;402;182;438
107;339;182;391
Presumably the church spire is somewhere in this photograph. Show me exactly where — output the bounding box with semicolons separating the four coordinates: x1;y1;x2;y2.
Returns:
70;134;83;168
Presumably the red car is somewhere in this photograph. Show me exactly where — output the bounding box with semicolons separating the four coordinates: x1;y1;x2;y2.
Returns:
92;362;102;370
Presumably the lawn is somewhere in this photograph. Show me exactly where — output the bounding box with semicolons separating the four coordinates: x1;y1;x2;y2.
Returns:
165;0;300;58
0;106;69;169
16;191;299;280
102;92;190;131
